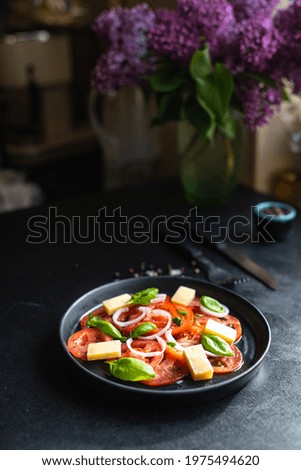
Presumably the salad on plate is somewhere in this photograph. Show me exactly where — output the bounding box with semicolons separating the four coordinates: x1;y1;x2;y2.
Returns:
67;286;243;387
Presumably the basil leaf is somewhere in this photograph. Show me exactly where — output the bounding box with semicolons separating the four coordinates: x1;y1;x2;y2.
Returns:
87;314;127;342
108;357;156;382
172;317;182;326
200;296;224;313
202;334;234;357
128;287;159;306
167;341;176;348
177;309;187;316
131;322;156;339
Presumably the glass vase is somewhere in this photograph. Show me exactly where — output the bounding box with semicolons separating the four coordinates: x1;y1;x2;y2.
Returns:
179;123;243;207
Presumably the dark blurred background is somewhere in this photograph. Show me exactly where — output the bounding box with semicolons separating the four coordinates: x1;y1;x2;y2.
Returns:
0;1;300;212
0;1;180;211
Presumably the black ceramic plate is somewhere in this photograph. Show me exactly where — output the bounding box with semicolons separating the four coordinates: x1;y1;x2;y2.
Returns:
59;276;271;405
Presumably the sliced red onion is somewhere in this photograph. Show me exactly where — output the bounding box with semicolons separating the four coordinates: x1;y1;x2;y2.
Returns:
205;350;219;357
126;335;166;358
165;329;184;351
199;303;229;318
138;309;171;340
150;294;167;304
113;306;150;328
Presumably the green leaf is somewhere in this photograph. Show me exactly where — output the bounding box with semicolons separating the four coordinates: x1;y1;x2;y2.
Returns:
200;296;225;313
108;357;156;382
150;63;185;93
220;111;237;140
189;47;212;81
202;334;234;357
196;76;222;115
128;287;159;306
196;77;224;121
172;317;182;326
282;87;290;102
131;322;157;339
177;309;187;316
87;315;127;342
214;63;234;117
195;88;217;141
167;342;176;348
193;62;234;140
151;91;183;126
184;95;214;143
238;72;277;88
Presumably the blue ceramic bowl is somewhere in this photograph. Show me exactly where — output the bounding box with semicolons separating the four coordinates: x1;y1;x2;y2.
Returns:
253;201;297;242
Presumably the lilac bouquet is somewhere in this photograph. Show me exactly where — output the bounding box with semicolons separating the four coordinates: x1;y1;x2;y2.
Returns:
91;0;301;141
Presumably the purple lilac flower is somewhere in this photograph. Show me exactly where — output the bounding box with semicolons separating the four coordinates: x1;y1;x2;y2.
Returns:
91;4;155;93
176;0;235;59
274;0;301;51
147;1;235;64
271;0;301;93
237;80;282;130
239;15;279;71
231;0;279;21
147;8;201;64
92;7;122;43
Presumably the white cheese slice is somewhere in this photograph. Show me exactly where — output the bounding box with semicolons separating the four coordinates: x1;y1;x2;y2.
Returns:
183;344;214;381
87;340;121;361
171;286;196;306
204;318;236;344
103;293;131;315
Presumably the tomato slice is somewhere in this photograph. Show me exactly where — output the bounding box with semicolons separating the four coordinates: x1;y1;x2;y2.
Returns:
174;326;202;347
67;327;111;360
189;297;201;310
208;345;243;374
142;348;188;387
80;307;112;329
122;339;163;368
156;301;194;335
219;315;242;342
121;306;170;336
114;305;149;335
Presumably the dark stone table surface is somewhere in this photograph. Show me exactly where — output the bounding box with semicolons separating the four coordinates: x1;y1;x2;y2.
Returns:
1;179;300;450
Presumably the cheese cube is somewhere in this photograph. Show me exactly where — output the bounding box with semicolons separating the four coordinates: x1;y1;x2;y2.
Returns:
171;286;196;306
183;344;214;381
204;318;237;344
87;340;121;361
103;293;131;315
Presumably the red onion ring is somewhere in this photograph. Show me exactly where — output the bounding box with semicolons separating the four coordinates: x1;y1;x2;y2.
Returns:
150;294;167;303
165;329;184;351
112;306;150;328
205;350;219;357
126;336;166;358
199;303;229;318
138;309;171;340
